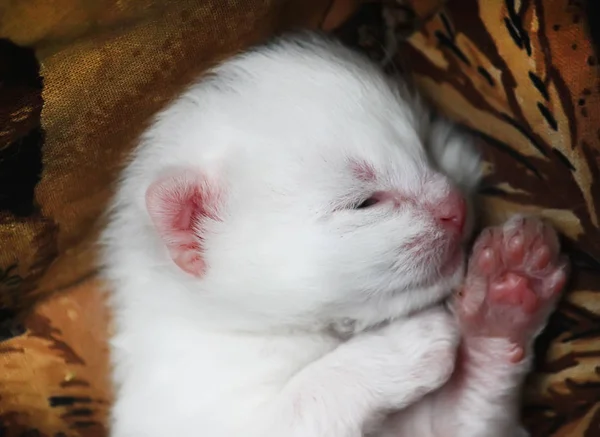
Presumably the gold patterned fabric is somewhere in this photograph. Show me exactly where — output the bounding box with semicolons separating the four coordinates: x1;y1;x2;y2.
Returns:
0;0;598;436
337;1;600;435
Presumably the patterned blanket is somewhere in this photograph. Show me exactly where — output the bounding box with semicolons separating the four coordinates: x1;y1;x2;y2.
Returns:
0;1;598;435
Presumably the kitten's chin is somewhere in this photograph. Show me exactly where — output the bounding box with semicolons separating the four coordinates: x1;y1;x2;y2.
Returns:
440;246;465;276
406;250;465;312
414;249;466;292
439;251;467;292
326;250;466;337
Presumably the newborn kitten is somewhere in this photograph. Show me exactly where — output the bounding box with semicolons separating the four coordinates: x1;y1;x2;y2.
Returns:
101;32;568;437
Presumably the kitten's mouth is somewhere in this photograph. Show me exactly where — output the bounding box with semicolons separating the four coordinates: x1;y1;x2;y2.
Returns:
440;245;464;276
400;235;465;289
418;245;464;288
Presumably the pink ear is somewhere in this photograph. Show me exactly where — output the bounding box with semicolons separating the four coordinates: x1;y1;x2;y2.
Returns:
145;171;220;277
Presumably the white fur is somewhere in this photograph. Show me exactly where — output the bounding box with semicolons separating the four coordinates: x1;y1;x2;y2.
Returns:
101;32;523;437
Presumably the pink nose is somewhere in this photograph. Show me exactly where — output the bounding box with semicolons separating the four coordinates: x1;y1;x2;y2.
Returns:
434;189;466;234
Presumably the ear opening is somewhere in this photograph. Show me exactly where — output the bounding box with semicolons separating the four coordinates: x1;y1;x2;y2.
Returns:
145;170;221;277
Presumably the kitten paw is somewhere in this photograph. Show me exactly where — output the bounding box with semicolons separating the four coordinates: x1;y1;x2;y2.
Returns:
454;216;569;360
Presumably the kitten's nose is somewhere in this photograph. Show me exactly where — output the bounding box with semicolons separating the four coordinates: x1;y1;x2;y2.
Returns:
434;189;466;235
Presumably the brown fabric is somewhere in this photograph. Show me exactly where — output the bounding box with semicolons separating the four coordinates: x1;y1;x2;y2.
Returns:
0;0;358;322
0;1;357;435
1;0;599;436
0;280;111;437
404;4;600;436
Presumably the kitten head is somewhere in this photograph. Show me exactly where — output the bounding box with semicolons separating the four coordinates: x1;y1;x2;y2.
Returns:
105;33;481;329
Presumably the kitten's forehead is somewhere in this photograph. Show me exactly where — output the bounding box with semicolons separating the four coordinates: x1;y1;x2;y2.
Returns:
198;35;434;194
228;108;431;197
278;115;429;182
215;35;428;159
230;88;428;180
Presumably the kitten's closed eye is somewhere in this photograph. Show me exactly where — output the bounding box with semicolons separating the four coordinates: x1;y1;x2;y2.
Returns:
354;195;381;210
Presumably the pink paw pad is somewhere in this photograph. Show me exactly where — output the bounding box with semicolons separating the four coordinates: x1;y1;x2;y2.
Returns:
455;216;569;354
489;273;538;314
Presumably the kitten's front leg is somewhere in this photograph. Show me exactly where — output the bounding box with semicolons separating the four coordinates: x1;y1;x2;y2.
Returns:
254;307;459;437
448;216;568;436
383;216;568;437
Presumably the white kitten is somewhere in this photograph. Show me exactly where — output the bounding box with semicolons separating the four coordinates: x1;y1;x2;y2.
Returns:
101;32;568;437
